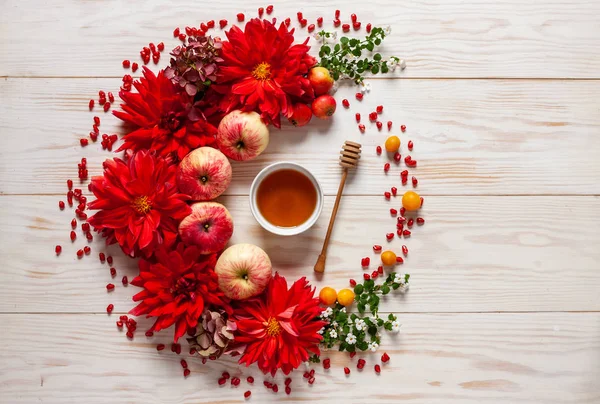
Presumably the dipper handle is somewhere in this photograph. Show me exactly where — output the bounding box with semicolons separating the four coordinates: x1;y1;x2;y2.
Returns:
314;141;361;273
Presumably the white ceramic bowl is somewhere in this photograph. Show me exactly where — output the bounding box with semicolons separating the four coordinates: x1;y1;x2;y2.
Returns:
249;162;324;236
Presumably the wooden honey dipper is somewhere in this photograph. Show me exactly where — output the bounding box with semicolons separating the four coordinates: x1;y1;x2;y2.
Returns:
314;140;361;273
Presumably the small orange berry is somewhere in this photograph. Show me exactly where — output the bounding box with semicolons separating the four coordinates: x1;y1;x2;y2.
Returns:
384;136;400;153
402;191;421;211
319;287;337;305
381;250;397;266
337;289;355;306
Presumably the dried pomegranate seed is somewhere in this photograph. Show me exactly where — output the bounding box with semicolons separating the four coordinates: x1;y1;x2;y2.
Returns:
221;371;230;380
102;102;110;112
122;60;130;68
333;19;341;27
412;176;418;187
106;304;114;314
107;256;113;265
386;233;394;240
375;146;382;156
247;376;254;383
374;364;381;374
342;99;350;108
317;16;323;27
108;92;114;103
369;112;377;121
386;121;393;131
349;352;357;359
335;9;340;18
88;99;94;110
417;217;425;225
390;208;398;215
381;352;390;363
154;343;165;351
55;245;62;255
355;92;363;100
376;121;383;130
401;125;406;132
82;223;90;232
85;231;93;241
244;391;251;398
284;17;291;26
373;245;382;252
120;315;128;322
408;140;414;150
403;230;411;237
110;267;116;277
402;245;408;256
219;19;227;28
351;13;357;22
323;358;331;368
307;24;315;32
384;163;390;172
400;207;406;216
300;18;307;27
218;377;226;385
106;283;115;291
390;187;397;196
344;367;351;375
83;246;91;255
272;384;279;393
173;27;180;37
393;152;401;162
183;369;191;377
358;124;365;133
363;273;370;280
177;33;186;42
396;256;404;264
236;13;244;22
284;377;292;386
266;5;274;14
396;229;403;237
366;23;372;33
297;11;304;20
157;42;165;51
384;191;391;199
308;376;315;384
378;265;384;274
145;331;153;337
98;90;106;98
58;200;65;210
122;276;128;286
371;270;379;279
353;21;362;30
258;7;264;17
342;23;350;32
80;138;88;147
349;279;357;286
70;231;76;241
93;116;100;126
376;105;383;114
407;218;414;227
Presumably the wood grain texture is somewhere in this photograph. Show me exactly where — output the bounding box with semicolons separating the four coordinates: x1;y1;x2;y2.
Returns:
1;0;600;78
2;78;600;196
2;194;599;313
0;312;598;403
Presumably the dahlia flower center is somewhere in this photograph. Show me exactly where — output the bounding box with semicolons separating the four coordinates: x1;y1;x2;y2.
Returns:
131;196;152;214
252;62;271;81
173;277;197;300
266;317;281;337
161;111;184;132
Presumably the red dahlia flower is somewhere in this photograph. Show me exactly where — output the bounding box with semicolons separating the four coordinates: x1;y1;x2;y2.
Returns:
114;67;217;161
216;18;317;127
232;273;327;375
130;243;232;342
87;150;191;257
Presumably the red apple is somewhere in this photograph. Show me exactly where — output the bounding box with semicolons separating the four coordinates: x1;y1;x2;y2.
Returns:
177;147;232;201
311;95;337;119
178;202;234;254
288;103;313;127
308;66;334;96
214;243;272;300
217;110;269;161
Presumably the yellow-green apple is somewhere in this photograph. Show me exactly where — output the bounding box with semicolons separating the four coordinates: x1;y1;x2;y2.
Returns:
214;243;272;300
177;147;232;201
217;110;269;161
178;202;234;254
308;66;334;96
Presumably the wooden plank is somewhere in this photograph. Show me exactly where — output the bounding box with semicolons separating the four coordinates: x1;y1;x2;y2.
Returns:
1;0;600;78
0;312;598;403
2;194;599;313
1;78;599;196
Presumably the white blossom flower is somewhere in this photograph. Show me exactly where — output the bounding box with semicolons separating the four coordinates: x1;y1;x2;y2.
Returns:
320;307;333;318
331;321;338;327
354;319;366;331
329;329;338;339
345;333;357;345
331;31;338;41
313;32;322;42
399;59;406;70
340;307;346;313
394;273;405;284
368;341;379;352
369;315;378;323
384;26;392;36
317;327;325;335
391;320;401;333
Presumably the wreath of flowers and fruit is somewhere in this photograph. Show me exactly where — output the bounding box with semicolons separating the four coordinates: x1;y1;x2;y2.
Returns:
54;7;426;397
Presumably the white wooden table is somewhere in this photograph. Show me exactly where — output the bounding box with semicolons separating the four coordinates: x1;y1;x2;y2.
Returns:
1;1;599;403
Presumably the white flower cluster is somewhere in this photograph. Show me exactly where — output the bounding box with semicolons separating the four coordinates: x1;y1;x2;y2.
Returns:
345;333;357;345
391;320;401;333
354;318;366;331
368;341;379;352
394;273;409;286
320;307;333;319
360;81;372;94
329;329;338;339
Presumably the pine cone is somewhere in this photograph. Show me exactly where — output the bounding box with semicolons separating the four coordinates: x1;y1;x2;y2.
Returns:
188;309;236;358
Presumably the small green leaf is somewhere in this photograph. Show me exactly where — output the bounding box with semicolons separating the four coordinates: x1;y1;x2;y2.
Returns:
382;285;390;294
357;341;368;351
381;63;389;73
368;326;378;336
373;53;382;61
340;37;349;45
334;44;340;53
347;344;356;353
375;38;381;46
352;48;362;57
371;65;380;74
322;45;331;55
339;342;347;351
354;284;364;295
364;280;375;291
336;312;347;323
333;71;340;80
349;38;358;47
388;313;395;321
358;303;366;313
392;283;400;290
366;42;374;52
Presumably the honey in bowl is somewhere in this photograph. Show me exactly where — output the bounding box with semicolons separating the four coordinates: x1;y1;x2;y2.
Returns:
256;169;317;228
